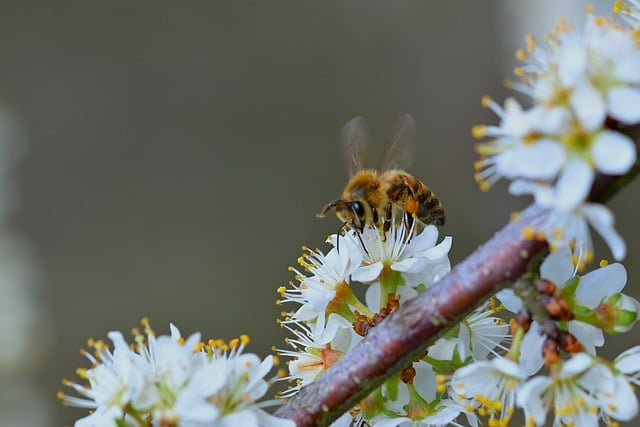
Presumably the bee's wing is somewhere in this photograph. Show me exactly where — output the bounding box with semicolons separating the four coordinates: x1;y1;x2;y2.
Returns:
380;114;416;172
341;116;369;177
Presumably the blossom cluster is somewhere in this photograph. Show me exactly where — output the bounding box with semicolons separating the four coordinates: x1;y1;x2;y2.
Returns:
277;214;640;426
278;220;492;426
474;6;640;265
60;320;293;427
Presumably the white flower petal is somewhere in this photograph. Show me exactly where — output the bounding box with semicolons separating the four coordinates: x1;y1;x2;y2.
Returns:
533;106;572;134
582;203;626;260
558;44;588;87
497;140;566;180
519;322;545;376
391;257;427;274
517;376;551;426
561;352;593;376
508;179;542;197
424;236;453;260
351;262;383;283
552;159;593;211
607;86;640;124
495;288;523;313
615;346;640;374
568;321;604;354
591;130;637;175
575;263;627;308
602;376;639;421
570;82;606;131
540;246;575;286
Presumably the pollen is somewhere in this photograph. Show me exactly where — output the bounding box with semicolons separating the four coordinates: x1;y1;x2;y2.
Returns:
600;259;609;267
524;34;536;51
521;225;536;240
594;16;607;27
614;1;627;14
472;125;487;139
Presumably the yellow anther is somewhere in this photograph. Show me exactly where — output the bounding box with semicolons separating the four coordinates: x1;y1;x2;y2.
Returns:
240;334;250;345
600;259;609;267
521;226;536;240
515;49;527;61
524;34;536;51
472;125;487;139
481;95;492;108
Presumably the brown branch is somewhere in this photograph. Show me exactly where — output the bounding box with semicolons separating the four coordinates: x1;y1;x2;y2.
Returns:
275;160;639;426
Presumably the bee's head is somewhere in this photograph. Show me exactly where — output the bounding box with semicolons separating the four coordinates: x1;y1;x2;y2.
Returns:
317;199;366;232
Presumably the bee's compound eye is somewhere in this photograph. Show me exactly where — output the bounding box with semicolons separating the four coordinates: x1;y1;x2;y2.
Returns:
350;201;365;218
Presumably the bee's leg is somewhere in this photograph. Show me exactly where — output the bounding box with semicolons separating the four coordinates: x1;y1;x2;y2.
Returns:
371;207;379;227
403;211;414;231
403;211;416;243
383;202;393;240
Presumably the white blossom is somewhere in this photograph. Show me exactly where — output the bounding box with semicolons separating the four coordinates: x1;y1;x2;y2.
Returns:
61;322;293;427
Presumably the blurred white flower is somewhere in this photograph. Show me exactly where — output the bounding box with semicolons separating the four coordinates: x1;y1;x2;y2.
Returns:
510;160;626;263
476;12;639;269
61;322;293;427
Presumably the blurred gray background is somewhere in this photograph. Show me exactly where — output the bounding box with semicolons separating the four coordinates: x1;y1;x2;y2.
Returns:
1;1;638;426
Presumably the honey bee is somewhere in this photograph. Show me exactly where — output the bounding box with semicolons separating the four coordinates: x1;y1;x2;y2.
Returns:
317;114;445;234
